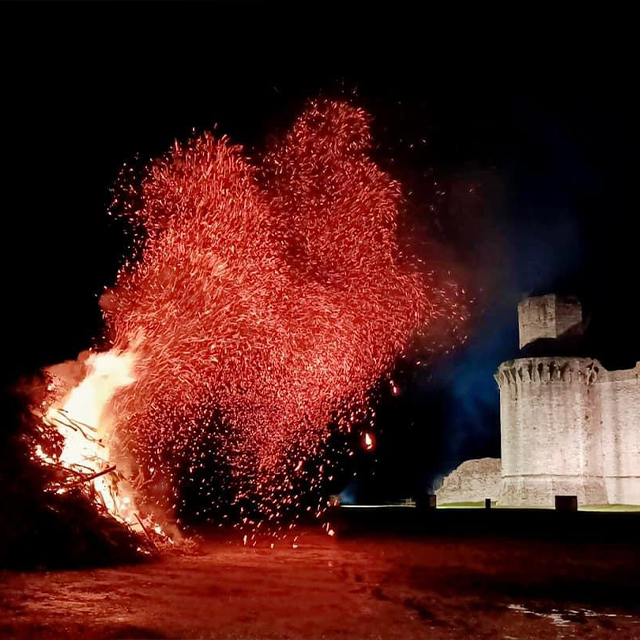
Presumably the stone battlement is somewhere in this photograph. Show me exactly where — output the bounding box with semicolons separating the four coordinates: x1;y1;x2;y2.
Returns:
496;357;640;388
495;357;601;386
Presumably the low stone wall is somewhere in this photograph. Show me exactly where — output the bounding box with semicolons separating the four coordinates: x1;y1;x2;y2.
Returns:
436;458;501;504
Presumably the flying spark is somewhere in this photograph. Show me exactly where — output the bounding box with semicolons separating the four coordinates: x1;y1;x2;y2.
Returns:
45;99;467;535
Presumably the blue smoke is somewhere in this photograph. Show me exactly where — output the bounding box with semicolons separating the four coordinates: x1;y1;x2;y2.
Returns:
428;166;589;478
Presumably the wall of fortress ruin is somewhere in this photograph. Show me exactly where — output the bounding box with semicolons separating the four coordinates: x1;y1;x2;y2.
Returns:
496;357;640;506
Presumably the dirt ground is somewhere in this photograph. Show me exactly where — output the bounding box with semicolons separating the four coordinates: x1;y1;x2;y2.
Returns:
1;518;640;640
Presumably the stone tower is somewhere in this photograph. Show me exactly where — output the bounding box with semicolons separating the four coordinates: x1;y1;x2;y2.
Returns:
495;294;640;507
517;294;583;349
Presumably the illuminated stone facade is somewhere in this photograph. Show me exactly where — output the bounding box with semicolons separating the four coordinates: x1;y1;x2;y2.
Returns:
496;295;640;507
517;294;583;349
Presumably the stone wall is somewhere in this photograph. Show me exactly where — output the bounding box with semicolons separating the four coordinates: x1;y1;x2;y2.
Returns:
496;357;640;506
517;294;583;349
596;366;640;504
436;458;501;504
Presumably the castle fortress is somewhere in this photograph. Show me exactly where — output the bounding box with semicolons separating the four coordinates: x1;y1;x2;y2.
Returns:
497;294;640;507
437;294;640;507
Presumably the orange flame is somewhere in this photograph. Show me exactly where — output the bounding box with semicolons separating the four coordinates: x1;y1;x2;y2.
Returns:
40;348;161;535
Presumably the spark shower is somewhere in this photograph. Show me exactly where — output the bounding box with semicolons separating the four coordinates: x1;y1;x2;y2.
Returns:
39;99;467;537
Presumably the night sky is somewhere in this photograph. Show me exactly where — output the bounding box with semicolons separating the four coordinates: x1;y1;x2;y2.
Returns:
3;6;638;503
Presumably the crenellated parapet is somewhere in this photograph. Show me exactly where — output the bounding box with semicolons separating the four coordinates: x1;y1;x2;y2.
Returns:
495;357;601;388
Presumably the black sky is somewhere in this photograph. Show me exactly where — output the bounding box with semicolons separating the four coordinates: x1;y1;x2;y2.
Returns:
2;4;638;500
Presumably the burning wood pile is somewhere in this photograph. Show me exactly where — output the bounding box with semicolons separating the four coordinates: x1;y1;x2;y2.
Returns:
0;364;168;569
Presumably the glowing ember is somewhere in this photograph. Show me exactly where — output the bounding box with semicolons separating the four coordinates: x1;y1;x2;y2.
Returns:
363;432;375;452
42;99;467;534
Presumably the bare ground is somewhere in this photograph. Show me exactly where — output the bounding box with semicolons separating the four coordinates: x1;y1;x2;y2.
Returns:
1;525;639;639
